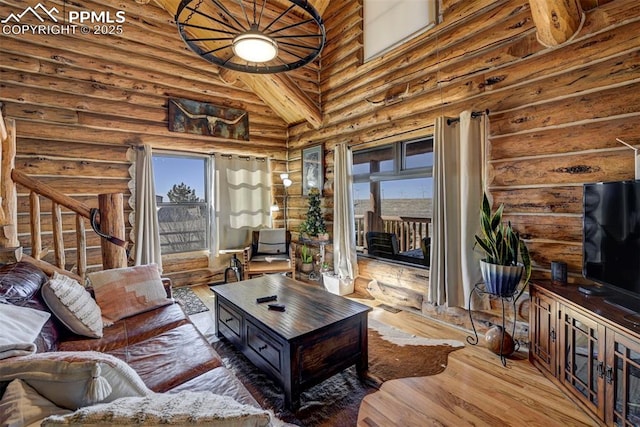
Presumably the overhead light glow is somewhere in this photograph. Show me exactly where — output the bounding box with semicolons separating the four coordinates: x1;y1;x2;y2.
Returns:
232;31;278;63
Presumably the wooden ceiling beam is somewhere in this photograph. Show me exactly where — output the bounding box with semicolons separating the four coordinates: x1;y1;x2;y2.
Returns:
155;0;325;128
237;71;322;128
529;0;584;47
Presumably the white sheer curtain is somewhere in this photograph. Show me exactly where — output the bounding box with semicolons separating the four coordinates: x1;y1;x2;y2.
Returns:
132;144;163;272
429;111;486;308
333;143;358;280
214;155;271;253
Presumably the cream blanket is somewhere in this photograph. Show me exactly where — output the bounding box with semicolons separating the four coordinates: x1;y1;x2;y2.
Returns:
0;303;51;360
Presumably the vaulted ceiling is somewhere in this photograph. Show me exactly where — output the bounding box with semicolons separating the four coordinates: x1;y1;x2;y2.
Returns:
150;0;608;130
154;0;331;129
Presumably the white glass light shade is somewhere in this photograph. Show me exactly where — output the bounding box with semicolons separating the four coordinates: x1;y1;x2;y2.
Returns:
271;203;280;212
232;32;278;63
280;173;289;180
282;178;293;188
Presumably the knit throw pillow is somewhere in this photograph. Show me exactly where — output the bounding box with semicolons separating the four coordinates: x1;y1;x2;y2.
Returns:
42;390;273;426
0;351;151;410
88;264;172;326
42;272;103;338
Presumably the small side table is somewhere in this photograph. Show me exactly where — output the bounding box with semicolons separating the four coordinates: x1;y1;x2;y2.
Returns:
219;249;244;283
466;283;520;367
299;238;331;281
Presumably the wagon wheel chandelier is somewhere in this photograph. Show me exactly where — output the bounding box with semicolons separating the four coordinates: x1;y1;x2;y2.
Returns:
176;0;326;74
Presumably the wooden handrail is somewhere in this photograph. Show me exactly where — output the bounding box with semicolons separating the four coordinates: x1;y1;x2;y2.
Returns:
12;169;92;219
11;169;127;277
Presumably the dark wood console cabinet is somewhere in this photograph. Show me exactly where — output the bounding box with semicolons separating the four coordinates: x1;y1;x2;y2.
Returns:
530;282;640;426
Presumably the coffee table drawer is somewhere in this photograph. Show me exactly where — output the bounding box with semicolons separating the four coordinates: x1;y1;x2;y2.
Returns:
218;303;242;339
246;321;283;374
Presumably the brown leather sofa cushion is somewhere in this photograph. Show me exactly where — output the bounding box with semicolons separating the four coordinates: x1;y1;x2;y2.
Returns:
0;262;48;301
0;262;250;408
107;323;223;392
170;366;261;408
59;304;190;353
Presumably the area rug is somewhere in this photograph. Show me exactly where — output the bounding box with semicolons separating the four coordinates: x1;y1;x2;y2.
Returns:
211;317;464;426
367;318;464;385
173;287;209;315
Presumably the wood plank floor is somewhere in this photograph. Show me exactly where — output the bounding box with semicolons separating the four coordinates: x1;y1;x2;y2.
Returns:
191;284;597;427
356;298;598;427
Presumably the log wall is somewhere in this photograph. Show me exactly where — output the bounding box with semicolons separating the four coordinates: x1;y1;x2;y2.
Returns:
0;0;288;284
287;0;640;333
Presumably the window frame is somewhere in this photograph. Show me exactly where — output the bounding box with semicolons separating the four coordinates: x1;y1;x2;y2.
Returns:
352;136;433;268
353;136;433;184
152;151;212;255
362;0;439;63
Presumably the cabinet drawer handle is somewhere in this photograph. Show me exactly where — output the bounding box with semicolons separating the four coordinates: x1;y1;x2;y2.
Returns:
550;328;556;342
224;317;233;323
605;366;614;384
258;344;267;351
596;361;604;378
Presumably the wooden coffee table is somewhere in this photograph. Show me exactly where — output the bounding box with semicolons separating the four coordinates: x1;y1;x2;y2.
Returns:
211;274;371;410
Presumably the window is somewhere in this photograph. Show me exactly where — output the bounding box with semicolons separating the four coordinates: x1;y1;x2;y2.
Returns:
153;153;210;254
363;0;438;61
353;137;433;267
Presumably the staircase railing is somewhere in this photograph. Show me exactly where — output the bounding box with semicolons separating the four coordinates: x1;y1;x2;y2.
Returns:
1;110;128;282
12;169;128;282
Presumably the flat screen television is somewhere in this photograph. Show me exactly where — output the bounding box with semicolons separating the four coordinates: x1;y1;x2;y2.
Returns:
583;180;640;312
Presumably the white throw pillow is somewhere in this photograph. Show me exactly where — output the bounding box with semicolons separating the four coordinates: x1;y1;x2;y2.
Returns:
0;379;71;427
0;303;51;360
0;351;152;410
42;272;103;338
42;390;272;426
88;264;172;326
257;229;287;254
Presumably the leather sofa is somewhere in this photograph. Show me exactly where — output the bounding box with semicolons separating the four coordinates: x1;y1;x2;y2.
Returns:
0;261;259;407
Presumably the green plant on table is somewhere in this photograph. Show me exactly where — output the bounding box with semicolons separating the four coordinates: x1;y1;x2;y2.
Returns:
301;244;313;264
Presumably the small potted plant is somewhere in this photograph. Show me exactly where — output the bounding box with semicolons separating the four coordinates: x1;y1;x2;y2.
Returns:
300;244;314;273
474;192;531;299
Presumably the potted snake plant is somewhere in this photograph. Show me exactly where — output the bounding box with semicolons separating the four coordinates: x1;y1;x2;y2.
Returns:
474;192;531;300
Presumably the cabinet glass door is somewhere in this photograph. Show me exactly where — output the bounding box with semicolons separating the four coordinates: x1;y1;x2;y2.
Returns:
530;288;556;375
561;307;606;418
610;332;640;426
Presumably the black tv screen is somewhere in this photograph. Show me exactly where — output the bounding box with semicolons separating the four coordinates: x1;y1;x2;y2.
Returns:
583;180;640;296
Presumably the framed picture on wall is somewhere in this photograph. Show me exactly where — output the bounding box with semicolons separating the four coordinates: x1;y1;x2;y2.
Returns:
302;144;324;196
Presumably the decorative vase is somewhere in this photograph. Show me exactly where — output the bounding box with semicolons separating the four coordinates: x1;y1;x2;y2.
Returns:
485;325;515;356
479;260;524;297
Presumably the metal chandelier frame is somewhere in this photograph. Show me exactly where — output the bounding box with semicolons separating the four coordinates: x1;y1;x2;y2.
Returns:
176;0;326;74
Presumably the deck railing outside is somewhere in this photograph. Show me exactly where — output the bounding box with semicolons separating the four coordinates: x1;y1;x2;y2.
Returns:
355;214;431;252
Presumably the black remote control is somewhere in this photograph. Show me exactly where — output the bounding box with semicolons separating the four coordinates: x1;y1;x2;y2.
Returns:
268;303;285;311
256;295;277;303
